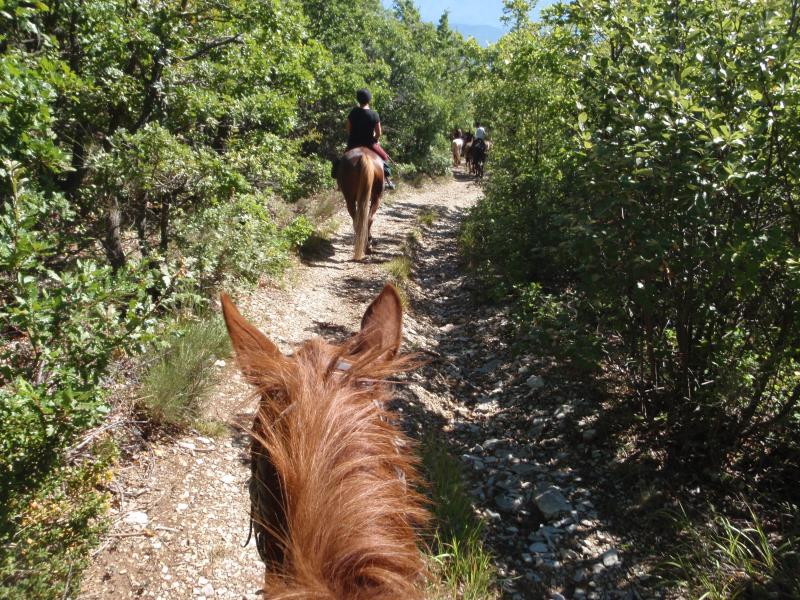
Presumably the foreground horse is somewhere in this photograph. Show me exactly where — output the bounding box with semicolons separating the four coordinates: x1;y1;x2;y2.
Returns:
221;284;429;599
451;137;463;166
337;147;384;260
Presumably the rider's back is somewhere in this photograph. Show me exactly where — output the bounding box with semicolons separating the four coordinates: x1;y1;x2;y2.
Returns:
347;107;380;148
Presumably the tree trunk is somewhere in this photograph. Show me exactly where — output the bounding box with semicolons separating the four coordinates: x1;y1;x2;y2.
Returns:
159;194;172;253
135;192;150;257
103;195;126;271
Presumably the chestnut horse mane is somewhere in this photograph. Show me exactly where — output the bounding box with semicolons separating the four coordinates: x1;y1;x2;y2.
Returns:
222;289;430;599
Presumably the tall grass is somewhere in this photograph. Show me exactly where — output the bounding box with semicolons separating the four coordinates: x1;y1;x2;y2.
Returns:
661;504;800;599
422;437;498;600
140;316;230;427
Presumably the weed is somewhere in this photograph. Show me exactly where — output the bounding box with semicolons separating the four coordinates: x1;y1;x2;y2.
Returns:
139;316;230;427
422;437;498;599
194;419;229;438
297;191;339;225
660;503;800;599
382;256;413;285
417;208;438;227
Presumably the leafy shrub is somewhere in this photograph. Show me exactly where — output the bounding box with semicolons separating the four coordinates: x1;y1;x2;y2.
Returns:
0;439;116;600
0;165;156;487
175;194;313;289
466;0;800;463
511;282;601;372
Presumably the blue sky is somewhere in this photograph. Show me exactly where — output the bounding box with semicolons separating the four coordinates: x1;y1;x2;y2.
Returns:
381;0;557;29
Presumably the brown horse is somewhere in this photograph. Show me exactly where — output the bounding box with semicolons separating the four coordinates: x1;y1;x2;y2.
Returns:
471;139;488;178
221;284;430;600
337;147;385;261
462;132;474;172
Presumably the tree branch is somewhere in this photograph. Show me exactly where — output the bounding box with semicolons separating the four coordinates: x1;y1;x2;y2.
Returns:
181;34;244;61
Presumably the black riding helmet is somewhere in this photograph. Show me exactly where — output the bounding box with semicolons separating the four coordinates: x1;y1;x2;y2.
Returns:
356;88;372;106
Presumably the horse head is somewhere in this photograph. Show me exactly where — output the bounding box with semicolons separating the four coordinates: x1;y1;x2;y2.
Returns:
221;284;429;599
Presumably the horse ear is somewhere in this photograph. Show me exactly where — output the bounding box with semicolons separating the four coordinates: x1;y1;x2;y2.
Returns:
220;293;282;379
353;284;403;358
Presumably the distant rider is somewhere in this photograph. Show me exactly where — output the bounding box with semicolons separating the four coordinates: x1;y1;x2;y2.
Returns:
474;121;487;153
344;88;395;190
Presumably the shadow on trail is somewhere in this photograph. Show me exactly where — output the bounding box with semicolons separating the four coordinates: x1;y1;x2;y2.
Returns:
319;174;653;598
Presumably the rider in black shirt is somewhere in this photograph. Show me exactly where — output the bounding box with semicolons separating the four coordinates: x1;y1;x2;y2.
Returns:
342;89;395;190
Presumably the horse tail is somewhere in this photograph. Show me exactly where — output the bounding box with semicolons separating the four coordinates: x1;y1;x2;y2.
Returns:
352;153;374;261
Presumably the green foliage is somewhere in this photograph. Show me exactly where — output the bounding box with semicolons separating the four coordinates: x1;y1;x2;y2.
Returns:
417;208;438;227
511;282;602;371
0;164;157;487
140;316;230;427
176;195;312;289
382;255;413;285
465;0;800;464
0;439;116;599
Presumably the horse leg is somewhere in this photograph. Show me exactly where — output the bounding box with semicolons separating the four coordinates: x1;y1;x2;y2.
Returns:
366;189;382;253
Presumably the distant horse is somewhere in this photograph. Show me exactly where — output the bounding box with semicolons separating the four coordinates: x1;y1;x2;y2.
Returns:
471;139;488;178
221;284;430;599
462;133;475;172
337;147;384;260
451;137;464;166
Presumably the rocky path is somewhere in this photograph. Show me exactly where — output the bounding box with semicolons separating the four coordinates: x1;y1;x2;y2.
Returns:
80;171;649;599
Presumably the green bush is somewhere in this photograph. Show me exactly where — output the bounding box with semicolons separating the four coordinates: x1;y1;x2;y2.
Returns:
0;440;116;600
176;195;314;289
466;0;800;462
0;165;157;488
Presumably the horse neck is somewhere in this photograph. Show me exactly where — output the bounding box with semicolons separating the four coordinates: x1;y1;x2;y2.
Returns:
255;341;428;599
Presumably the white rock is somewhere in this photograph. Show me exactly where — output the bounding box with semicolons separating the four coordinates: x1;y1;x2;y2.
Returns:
601;548;620;567
221;474;235;484
535;486;573;519
214;359;226;367
177;503;189;511
123;511;149;526
202;583;214;597
526;375;545;389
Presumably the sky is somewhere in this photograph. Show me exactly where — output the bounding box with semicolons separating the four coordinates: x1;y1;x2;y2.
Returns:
381;0;557;30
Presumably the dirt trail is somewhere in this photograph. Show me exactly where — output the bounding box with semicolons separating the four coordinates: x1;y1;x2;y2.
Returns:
79;173;481;600
81;170;649;600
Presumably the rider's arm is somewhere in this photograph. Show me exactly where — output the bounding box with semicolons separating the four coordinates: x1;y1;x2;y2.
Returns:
374;121;382;141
